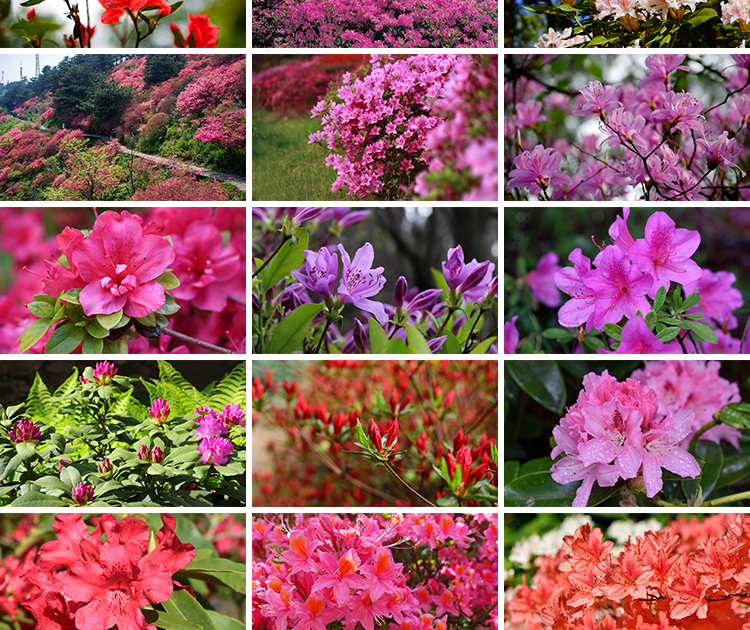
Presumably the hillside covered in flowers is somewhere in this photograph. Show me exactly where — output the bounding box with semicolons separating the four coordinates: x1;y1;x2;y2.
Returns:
0;54;246;201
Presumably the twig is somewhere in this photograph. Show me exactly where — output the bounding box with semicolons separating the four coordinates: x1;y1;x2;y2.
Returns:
161;328;234;354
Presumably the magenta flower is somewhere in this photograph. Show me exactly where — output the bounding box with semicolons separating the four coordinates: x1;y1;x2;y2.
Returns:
93;361;117;385
641;54;689;89
291;594;339;630
684;269;744;330
507;144;572;195
71;482;94;506
196;415;229;439
148;399;170;425
598;316;680;354
583;245;653;329
8;418;41;443
309;550;368;606
525;252;561;307
291;248;339;300
628;211;702;295
601;108;650;154
70;211;175;318
572;81;620;119
554;248;597;331
504;315;519;354
337;243;388;325
197;435;234;465
219;403;246;427
652;91;705;135
641;408;701;497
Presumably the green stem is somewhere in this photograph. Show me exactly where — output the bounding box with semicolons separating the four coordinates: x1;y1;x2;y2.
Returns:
703;490;750;507
383;461;436;507
689;416;719;452
436;306;457;337
314;319;333;354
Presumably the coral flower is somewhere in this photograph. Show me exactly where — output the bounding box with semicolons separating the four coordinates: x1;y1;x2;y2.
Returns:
99;0;171;25
70;211;175;318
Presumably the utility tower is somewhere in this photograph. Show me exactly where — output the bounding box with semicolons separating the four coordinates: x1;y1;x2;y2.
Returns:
35;54;40;78
1;72;4;86
19;61;22;81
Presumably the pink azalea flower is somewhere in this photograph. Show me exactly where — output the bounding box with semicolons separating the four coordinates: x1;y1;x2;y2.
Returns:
504;315;519;354
583;245;653;329
525;252;561;307
170;222;241;312
507;144;572;195
70;211;175;318
628;211;702;295
641;54;689;90
683;268;743;330
309;550;369;606
337;243;388;325
652;91;705;135
291;594;339;630
641;407;701;497
572;81;620;119
148;399;170;425
360;548;399;600
554;248;597;331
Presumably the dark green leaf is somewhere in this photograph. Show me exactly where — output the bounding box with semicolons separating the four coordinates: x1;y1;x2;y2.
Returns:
267;304;323;354
656;327;681;342
652;285;667;313
9;491;67;507
45;322;85;354
683;441;723;502
368;318;388;354
258;229;308;291
541;328;575;342
405;324;430;354
717;402;750;429
506;361;565;414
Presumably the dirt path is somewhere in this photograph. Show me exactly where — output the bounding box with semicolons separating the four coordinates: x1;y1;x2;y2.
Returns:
84;134;246;192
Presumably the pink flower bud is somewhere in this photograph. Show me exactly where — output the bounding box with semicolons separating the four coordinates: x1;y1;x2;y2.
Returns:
151;447;164;464
137;444;151;461
8;418;41;443
72;482;94;506
148;398;170;425
93;361;117;385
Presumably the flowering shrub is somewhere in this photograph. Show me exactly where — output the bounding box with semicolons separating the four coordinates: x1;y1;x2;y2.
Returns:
0;513;245;630
505;513;750;629
193;109;246;152
309;53;498;200
513;0;749;47
5;208;244;354
505;208;749;354
11;0;224;48
252;360;497;507
252;206;498;355
505;359;750;508
0;360;246;507
505;54;750;201
253;512;498;630
252;0;498;47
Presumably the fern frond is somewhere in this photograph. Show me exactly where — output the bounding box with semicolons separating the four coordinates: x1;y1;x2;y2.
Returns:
207;362;246;409
25;372;52;418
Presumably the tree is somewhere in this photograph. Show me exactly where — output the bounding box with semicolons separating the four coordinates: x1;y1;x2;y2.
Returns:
144;55;186;85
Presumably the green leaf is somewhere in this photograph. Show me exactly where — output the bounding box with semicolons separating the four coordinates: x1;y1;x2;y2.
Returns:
15;442;36;461
0;453;22;481
97;311;125;331
686;6;717;25
82;333;104;354
717;402;750;429
45;322;85;354
505;460;520;484
440;331;462;354
683;441;723;502
681;290;701;312
405;324;431;354
9;491;67;507
144;610;202;630
429;267;449;294
355;419;369;449
267;304;323;354
368;318;389;354
469;337;496;354
382;337;410;354
176;558;246;594
644;309;657;330
258;229;308;291
86;318;111;339
60;465;81;489
164;588;218;630
682;320;718;345
506;361;566;414
656;327;681;343
18;318;53;353
585;35;620;46
541;328;575;342
205;612;244;630
20;0;47;6
504;471;576;507
155;270;180;290
652;285;667;313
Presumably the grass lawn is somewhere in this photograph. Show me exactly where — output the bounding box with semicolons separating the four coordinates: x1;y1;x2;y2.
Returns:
252;110;355;201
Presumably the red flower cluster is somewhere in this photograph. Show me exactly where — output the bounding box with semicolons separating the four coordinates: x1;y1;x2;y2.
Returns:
21;514;195;630
506;514;750;629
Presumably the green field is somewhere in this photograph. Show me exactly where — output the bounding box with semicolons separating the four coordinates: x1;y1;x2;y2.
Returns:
251;110;361;202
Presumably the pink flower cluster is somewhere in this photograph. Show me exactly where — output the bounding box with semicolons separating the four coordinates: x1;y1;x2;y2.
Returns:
310;54;497;199
252;0;497;48
632;360;742;448
506;54;750;201
194;403;245;466
550;369;700;507
252;513;498;630
20;514;194;630
193;109;246;152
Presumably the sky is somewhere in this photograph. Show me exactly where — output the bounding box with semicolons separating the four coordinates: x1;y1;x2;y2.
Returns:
0;53;70;85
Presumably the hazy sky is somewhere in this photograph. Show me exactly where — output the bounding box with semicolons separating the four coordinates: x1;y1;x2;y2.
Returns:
0;53;70;84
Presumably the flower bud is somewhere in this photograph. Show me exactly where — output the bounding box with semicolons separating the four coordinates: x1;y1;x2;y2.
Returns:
93;361;117;385
368;418;383;453
394;276;408;309
445;452;457;479
72;482;94;506
353;318;368;353
98;458;113;476
137;444;151;461
8;418;41;443
148;398;170;425
151;447;164;464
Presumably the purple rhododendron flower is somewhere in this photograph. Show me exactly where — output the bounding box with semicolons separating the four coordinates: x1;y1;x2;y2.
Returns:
337;243;388;325
441;245;495;302
291;248;339;300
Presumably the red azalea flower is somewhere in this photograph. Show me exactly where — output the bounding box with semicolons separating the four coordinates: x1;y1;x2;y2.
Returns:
99;0;171;26
170;14;220;48
69;211;175;318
